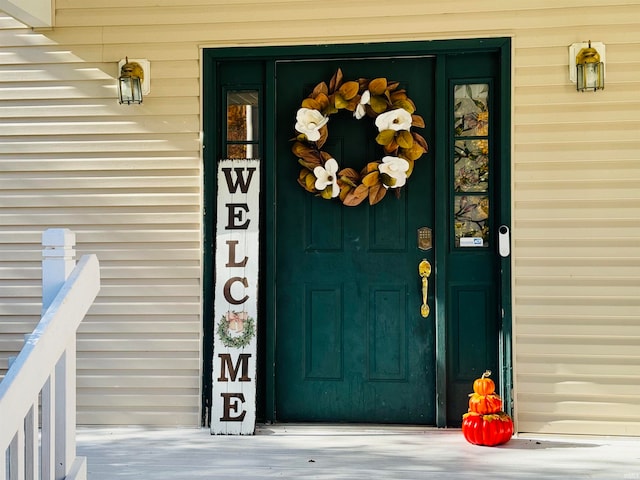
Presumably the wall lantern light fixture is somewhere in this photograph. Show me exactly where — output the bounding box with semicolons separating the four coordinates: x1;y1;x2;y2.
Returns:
118;58;150;104
569;41;605;92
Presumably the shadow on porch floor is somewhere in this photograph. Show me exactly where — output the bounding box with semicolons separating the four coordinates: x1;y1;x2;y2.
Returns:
77;424;640;479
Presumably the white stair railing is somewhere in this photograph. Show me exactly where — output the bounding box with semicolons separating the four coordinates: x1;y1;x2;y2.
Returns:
0;229;100;480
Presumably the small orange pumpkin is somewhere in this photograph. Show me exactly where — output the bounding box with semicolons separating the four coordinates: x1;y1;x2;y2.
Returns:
473;370;495;396
468;392;503;415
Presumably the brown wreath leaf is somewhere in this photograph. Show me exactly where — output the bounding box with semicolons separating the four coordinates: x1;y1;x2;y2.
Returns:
368;77;387;96
297;170;316;192
312;82;329;97
292;141;323;168
412;132;429;152
379;172;396;188
343;184;369;206
301;98;322;110
315;93;330;112
375;129;395;146
325;94;339;115
369;95;389;114
320;186;334;199
316;125;329;149
387;81;400;91
390;90;407;102
405;158;415;177
396;130;414;149
361;171;380;187
363;161;381;174
334;93;349;109
383;139;399;155
368;183;387;205
402;142;425;161
339;81;359;101
298;157;322;171
392;98;415;114
329;68;343;93
338;167;360;187
411;114;425;128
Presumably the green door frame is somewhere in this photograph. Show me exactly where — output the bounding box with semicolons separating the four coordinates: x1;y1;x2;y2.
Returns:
202;37;512;427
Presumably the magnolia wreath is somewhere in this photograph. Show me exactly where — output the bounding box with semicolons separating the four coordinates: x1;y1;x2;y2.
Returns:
292;68;428;206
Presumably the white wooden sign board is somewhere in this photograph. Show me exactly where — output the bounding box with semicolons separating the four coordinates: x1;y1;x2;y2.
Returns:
211;159;260;435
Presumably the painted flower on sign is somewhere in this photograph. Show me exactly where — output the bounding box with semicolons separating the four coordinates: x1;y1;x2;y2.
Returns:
313;158;340;198
295;107;329;141
379;156;410;188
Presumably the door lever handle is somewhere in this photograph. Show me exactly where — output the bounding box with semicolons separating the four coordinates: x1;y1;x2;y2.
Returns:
419;259;431;318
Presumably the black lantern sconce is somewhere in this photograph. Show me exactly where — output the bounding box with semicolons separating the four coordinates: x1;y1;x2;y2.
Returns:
118;58;150;104
569;41;605;92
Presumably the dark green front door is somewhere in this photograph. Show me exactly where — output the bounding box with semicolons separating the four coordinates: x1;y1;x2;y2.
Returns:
203;39;511;427
275;58;436;423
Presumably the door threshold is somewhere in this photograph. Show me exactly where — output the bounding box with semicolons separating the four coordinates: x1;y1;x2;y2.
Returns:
256;423;447;436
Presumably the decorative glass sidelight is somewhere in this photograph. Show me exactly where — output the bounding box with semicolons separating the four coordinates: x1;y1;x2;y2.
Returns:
226;90;260;159
453;84;490;248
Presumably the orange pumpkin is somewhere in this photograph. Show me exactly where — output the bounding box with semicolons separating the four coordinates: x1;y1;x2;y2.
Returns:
468;392;503;415
473;370;495;396
462;411;513;446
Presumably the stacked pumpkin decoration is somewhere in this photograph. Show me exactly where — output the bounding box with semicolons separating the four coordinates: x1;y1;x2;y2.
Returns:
462;370;513;446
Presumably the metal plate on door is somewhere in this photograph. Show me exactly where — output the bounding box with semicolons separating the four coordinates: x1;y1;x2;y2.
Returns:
417;226;432;251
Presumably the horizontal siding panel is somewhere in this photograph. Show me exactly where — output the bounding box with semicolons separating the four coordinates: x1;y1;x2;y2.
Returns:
78;374;200;389
518;374;640;396
80;320;201;334
78;355;200;370
0;116;198;135
0;194;200;208
517;419;640;437
516;102;640;125
76;409;197;427
56;0;626;10
0;155;201;171
518;394;640;416
56;4;640;32
0;98;198;118
0;135;200;154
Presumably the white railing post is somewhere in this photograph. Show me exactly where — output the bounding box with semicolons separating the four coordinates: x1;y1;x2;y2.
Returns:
42;228;77;480
42;228;76;313
1;229;96;480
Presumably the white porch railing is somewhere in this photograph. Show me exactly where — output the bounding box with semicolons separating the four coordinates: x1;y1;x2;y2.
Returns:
0;229;100;480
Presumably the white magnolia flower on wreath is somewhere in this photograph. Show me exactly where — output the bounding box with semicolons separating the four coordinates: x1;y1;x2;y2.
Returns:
354;90;371;120
295;108;329;141
313;158;340;197
375;108;412;132
379;156;410;188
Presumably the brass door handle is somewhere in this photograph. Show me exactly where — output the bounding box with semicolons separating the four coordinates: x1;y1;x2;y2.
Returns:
419;259;431;318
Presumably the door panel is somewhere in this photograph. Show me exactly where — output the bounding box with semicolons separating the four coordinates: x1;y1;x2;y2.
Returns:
275;58;436;423
445;53;502;426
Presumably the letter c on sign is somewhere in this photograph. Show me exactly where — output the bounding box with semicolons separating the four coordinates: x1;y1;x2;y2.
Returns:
223;277;249;305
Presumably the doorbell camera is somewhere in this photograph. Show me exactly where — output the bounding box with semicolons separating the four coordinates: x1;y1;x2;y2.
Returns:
498;225;510;257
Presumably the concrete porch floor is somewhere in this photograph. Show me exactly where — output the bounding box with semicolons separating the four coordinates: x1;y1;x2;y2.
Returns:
77;424;640;479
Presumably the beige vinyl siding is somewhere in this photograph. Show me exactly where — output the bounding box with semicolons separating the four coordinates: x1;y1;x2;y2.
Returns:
0;1;638;432
513;21;640;435
0;10;203;426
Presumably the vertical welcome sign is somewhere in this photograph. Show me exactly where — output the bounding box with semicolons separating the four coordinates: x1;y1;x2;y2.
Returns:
211;159;260;435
